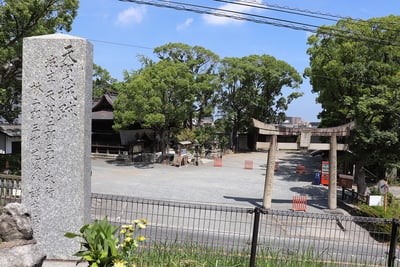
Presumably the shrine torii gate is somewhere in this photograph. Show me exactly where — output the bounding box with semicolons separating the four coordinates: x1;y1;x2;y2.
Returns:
252;119;356;210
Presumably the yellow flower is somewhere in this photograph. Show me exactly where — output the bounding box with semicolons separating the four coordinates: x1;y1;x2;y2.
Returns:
120;229;127;234
137;235;146;242
113;259;127;267
134;218;148;225
121;225;129;229
137;222;146;229
125;232;133;237
124;237;133;243
128;225;134;231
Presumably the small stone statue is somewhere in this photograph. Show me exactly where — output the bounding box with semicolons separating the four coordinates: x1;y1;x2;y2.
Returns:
0;203;46;267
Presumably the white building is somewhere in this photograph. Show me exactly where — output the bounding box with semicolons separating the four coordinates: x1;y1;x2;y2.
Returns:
0;124;21;154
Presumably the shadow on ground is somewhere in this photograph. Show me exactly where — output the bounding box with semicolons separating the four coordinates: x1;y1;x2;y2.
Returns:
258;152;323;181
104;159;155;169
223;196;263;208
290;185;329;210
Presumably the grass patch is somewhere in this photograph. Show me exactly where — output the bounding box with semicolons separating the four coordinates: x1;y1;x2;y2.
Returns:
136;242;248;267
132;242;375;267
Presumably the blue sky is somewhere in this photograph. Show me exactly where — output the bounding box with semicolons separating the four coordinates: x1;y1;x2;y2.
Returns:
67;0;399;122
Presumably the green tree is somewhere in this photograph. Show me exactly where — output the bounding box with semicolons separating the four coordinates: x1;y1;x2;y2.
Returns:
0;0;79;123
113;60;193;159
93;64;118;97
154;43;220;129
218;55;303;150
305;15;400;194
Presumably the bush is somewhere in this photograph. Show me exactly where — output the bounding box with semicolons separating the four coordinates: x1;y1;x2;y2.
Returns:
357;202;399;243
0;154;21;175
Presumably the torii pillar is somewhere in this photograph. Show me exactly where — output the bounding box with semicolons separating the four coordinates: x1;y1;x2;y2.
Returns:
329;134;337;209
263;135;277;208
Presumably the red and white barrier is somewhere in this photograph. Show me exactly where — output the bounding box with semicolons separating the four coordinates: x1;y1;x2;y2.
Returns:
292;195;307;212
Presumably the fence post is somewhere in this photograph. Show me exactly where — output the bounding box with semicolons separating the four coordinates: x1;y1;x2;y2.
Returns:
388;218;399;267
249;207;262;267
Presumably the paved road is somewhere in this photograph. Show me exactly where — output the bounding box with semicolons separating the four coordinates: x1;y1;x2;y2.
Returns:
91;150;348;214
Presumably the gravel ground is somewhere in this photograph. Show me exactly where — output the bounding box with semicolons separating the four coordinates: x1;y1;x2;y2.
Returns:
91;150;344;213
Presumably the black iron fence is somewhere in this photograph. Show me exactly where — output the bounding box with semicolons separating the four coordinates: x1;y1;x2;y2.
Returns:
2;181;400;266
91;193;400;267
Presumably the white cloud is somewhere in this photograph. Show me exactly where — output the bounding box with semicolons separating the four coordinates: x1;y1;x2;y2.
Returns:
203;0;263;25
176;18;194;31
116;6;146;25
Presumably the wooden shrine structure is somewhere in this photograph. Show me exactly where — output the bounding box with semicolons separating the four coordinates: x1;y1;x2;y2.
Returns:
252;118;356;210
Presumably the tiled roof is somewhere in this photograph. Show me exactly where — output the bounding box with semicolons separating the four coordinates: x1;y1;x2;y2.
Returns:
0;124;21;137
92;91;117;111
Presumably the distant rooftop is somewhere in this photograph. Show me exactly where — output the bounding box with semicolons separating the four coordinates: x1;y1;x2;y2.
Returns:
0;124;21;137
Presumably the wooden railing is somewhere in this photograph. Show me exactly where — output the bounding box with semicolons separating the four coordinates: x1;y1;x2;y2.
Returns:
341;186;369;205
91;144;126;155
0;174;21;206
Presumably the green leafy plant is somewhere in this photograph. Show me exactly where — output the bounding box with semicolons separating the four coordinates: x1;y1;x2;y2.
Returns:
65;217;119;267
65;217;147;267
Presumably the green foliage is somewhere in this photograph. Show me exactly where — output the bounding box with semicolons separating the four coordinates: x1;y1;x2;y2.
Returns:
0;153;20;175
65;217;147;267
193;126;217;149
218;54;303;148
0;88;20;124
305;15;400;176
355;204;393;242
65;217;119;267
176;128;196;142
352;194;400;243
113;60;193;131
134;242;355;267
0;0;79;123
154;43;220;129
93;64;118;97
117;219;147;266
114;43;303;153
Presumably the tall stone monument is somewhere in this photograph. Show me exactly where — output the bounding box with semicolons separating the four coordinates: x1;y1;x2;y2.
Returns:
22;33;92;259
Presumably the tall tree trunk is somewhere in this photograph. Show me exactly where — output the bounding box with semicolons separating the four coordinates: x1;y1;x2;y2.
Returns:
355;161;367;195
160;127;166;163
197;106;204;128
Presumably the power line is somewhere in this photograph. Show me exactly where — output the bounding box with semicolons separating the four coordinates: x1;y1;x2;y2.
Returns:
214;0;340;23
118;0;400;46
86;1;400;57
90;39;153;50
224;0;400;37
118;0;320;32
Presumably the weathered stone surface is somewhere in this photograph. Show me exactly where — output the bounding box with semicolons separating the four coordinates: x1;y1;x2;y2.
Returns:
0;202;32;241
22;33;93;259
0;203;46;267
0;242;46;267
